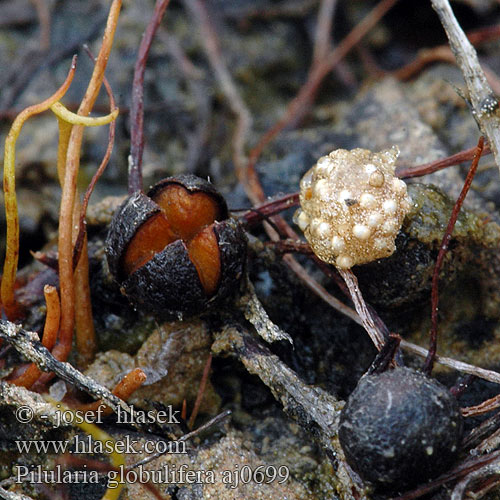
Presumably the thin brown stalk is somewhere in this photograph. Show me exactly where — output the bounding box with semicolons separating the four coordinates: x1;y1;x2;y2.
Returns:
129;0;171;194
129;411;232;471
396;142;491;178
393;25;500;88
188;353;212;429
424;136;484;375
73;240;95;369
282;254;362;326
241;192;300;227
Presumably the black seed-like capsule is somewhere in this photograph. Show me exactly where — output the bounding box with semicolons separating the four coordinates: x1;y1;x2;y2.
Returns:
105;175;247;319
338;367;463;492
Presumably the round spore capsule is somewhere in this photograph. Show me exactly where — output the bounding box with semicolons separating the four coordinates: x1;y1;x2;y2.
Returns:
338;367;463;492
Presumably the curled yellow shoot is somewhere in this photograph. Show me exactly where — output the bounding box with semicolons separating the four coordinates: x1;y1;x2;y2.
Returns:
45;397;125;500
50;101;119;127
1;56;77;320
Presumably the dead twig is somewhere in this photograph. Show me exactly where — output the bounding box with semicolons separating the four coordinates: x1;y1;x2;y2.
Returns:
431;0;500;174
400;339;500;386
337;268;386;351
237;276;293;344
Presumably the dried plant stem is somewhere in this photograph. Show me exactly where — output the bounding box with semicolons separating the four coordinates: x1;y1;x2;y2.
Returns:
431;0;500;174
337;268;385;351
54;0;122;364
10;285;60;388
188;353;212;429
424;136;483;375
75;368;147;414
1;56;77;319
129;0;171;194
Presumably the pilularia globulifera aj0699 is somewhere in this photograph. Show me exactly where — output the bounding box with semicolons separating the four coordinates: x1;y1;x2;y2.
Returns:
338;367;463;493
106;175;247;319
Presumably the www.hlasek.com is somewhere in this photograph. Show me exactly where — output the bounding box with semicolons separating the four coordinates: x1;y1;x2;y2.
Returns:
14;402;185;455
15;464;291;489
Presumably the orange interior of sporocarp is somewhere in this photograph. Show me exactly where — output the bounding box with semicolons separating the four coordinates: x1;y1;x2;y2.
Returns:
122;183;222;295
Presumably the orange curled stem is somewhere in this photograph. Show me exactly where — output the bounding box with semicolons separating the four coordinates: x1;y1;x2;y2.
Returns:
10;285;61;388
75;368;147;414
54;0;122;364
188;353;212;429
1;56;77;320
